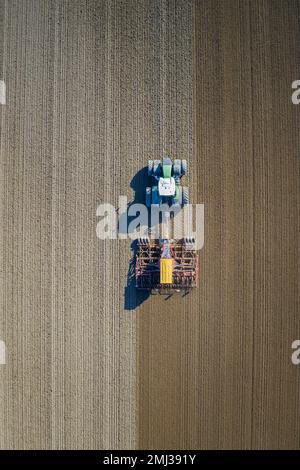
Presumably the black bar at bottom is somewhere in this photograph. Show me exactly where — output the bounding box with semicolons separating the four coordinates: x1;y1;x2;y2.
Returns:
0;450;299;466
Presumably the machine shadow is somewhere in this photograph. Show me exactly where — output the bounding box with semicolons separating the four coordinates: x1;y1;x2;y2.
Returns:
124;239;150;310
123;166;151;310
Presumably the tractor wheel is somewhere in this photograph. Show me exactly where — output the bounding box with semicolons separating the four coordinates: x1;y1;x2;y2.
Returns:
151;185;161;205
148;160;154;176
173;159;181;178
181;159;187;175
182;186;189;206
173;185;182;206
153;160;161;176
146;187;151;207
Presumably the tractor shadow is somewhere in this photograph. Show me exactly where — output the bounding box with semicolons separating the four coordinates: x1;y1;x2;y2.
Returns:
123;166;151;310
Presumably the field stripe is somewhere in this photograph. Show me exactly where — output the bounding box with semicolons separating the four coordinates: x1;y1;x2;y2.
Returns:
0;80;5;104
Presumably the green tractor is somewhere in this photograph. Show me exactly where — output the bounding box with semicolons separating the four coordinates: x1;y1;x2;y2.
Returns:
146;156;189;207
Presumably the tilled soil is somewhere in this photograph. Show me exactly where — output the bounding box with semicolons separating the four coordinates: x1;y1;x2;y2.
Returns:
0;0;299;450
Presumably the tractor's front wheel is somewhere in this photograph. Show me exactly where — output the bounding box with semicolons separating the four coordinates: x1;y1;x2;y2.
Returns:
173;159;181;178
181;159;187;175
153;160;161;177
148;160;154;176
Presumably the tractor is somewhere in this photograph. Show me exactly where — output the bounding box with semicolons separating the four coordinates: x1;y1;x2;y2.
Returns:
135;156;198;294
146;156;189;207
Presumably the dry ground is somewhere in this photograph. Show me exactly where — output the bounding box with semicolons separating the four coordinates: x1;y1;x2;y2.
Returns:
0;0;300;450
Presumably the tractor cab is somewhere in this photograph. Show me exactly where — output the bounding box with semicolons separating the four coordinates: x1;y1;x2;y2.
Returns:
158;177;176;196
146;155;189;207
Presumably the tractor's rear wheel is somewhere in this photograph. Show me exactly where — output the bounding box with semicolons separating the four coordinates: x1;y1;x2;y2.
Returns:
173;159;181;178
151;185;161;205
148;160;154;176
173;185;182;206
181;159;187;175
182;186;189;206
